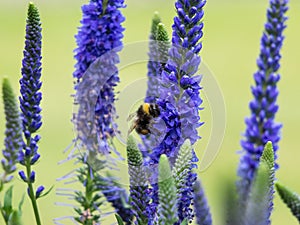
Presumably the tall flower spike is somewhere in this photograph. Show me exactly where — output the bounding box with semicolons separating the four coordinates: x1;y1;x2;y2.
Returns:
98;174;132;224
74;0;125;80
149;0;206;222
145;13;170;104
127;136;149;225
74;0;125;155
152;0;206;163
158;154;178;225
141;18;170;162
71;0;130;224
1;78;23;185
237;0;288;201
193;180;212;225
172;139;194;224
18;2;43;224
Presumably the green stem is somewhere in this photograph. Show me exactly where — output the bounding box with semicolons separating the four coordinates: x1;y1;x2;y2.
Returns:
27;179;41;225
25;138;42;225
83;155;94;225
85;164;93;205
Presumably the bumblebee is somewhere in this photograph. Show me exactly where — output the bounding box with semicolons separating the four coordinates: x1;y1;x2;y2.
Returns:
127;103;160;135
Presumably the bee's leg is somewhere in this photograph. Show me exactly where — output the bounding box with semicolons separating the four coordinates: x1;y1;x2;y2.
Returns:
128;122;137;135
127;112;136;122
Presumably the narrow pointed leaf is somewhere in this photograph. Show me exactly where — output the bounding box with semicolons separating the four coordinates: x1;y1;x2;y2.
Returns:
276;182;300;223
8;209;23;225
115;214;125;225
3;186;13;215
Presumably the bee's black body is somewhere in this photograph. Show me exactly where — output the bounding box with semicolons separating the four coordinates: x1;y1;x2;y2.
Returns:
128;103;160;135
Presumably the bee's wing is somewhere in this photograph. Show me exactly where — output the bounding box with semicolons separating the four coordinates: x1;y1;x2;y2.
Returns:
149;122;162;136
127;120;137;135
127;112;137;122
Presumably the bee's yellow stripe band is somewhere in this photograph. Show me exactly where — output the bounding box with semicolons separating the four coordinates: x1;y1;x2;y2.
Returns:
143;103;150;115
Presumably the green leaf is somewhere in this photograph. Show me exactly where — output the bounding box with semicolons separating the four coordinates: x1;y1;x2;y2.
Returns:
158;154;178;225
3;186;13;218
275;182;300;223
115;214;125;225
8;209;23;225
18;194;25;212
244;142;275;225
1;187;25;224
0;181;3;193
1;186;14;223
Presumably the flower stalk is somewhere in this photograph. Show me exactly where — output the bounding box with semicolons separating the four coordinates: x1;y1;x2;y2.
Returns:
237;0;288;203
1;78;23;188
18;2;44;225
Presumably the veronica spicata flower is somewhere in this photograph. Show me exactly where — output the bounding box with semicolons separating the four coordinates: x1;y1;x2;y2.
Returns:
127;136;150;225
71;1;131;223
74;0;125;155
140;16;170;162
148;0;207;223
1;78;23;184
16;3;45;225
193;180;212;225
237;0;288;201
18;2;44;198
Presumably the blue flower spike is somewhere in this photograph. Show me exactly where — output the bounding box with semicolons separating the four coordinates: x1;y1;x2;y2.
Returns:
237;0;289;201
1;78;23;186
193;180;212;225
149;0;207;222
18;2;44;225
74;0;125;156
71;0;131;224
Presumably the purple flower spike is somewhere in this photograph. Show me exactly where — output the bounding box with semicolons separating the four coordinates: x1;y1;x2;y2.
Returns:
72;1;132;224
74;0;125;156
148;0;207;223
1;78;23;183
74;0;125;80
193;180;212;225
19;2;42;170
237;0;288;203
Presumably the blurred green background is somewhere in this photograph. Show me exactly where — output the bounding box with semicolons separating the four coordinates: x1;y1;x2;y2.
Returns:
0;0;300;224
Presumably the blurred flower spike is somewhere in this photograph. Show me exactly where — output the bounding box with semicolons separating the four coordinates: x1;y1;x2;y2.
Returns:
1;78;23;185
73;0;125;156
237;0;288;201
